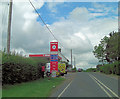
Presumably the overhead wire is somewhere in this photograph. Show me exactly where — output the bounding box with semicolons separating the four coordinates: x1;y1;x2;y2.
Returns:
28;0;64;48
28;0;71;62
58;51;69;62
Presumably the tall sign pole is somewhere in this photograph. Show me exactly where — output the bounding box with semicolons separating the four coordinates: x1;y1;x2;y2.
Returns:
7;0;13;54
50;42;58;77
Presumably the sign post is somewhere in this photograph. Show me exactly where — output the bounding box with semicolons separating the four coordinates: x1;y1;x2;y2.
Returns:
50;42;58;77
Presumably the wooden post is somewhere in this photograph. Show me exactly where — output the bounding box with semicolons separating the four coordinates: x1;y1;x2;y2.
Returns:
7;0;12;54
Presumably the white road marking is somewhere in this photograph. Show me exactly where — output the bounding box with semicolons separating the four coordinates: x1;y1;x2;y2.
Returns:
90;74;119;98
89;74;112;98
57;80;73;98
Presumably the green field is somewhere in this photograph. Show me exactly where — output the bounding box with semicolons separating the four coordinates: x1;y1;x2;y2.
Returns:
2;77;65;97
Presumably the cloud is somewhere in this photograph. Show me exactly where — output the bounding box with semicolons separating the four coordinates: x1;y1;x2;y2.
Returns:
2;1;47;53
1;2;118;69
90;13;107;17
89;2;118;18
69;7;90;22
46;2;62;13
1;1;9;50
46;1;67;13
51;6;117;69
74;51;98;69
92;2;105;9
88;8;103;12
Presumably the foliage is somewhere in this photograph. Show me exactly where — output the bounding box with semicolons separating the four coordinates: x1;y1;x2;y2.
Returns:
72;67;77;72
93;32;120;64
2;52;48;85
106;32;119;62
93;36;109;65
85;68;97;72
93;31;120;75
99;61;120;75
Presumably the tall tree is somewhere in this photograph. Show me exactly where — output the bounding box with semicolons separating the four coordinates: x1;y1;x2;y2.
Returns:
93;36;109;65
93;31;119;64
106;32;119;62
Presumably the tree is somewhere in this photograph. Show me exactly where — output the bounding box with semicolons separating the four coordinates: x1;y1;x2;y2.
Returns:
93;31;119;64
93;36;109;65
106;32;119;62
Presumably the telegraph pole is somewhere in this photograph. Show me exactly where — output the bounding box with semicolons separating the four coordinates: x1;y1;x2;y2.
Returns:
7;0;13;54
118;0;120;32
74;57;75;68
71;49;72;68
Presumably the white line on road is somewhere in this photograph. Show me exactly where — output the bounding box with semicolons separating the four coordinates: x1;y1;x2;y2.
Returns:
89;74;112;98
90;74;119;98
57;80;73;98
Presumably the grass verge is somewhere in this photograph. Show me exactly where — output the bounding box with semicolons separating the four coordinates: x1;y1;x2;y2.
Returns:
2;77;65;97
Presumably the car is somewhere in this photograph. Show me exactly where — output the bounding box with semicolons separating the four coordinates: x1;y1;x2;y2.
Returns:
78;68;81;72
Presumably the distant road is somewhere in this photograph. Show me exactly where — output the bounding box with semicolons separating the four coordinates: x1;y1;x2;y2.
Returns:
50;72;119;98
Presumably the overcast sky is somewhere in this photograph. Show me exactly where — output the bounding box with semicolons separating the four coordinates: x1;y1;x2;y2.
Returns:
1;0;118;69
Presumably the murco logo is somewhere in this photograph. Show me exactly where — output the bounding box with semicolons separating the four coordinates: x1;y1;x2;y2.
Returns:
52;45;56;49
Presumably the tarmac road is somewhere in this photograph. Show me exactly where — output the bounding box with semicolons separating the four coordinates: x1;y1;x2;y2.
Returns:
50;72;119;98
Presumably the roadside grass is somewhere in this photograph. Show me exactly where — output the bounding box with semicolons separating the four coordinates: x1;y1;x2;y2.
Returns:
2;77;65;97
97;72;119;79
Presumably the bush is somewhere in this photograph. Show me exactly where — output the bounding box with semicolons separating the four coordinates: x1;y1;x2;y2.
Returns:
96;64;102;71
99;61;120;75
72;67;77;72
2;52;46;85
85;68;97;72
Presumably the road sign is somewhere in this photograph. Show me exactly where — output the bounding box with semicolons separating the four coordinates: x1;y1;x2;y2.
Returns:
50;42;58;52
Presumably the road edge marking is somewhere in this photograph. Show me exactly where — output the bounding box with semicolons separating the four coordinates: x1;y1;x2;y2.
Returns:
88;74;112;98
90;74;119;98
57;80;73;98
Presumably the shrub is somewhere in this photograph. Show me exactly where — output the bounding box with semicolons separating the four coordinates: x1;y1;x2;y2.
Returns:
2;52;47;85
72;67;77;72
99;61;120;75
85;68;97;72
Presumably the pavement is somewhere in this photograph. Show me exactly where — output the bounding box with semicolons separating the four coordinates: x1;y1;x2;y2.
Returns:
50;72;119;98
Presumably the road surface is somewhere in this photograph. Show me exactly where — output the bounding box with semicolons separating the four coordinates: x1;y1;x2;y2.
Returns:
50;72;119;98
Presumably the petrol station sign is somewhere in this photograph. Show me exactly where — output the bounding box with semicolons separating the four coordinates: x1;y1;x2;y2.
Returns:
50;42;58;52
50;61;58;72
50;54;58;61
50;42;58;76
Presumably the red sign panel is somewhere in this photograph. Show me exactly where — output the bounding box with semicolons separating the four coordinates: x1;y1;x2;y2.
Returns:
50;42;58;52
29;54;62;60
50;61;58;73
29;54;50;57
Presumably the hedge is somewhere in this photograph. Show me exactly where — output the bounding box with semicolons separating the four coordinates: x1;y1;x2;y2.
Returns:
99;61;120;75
2;52;47;85
85;68;97;72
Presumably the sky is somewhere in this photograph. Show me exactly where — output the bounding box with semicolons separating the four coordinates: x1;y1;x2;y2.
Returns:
1;0;118;69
